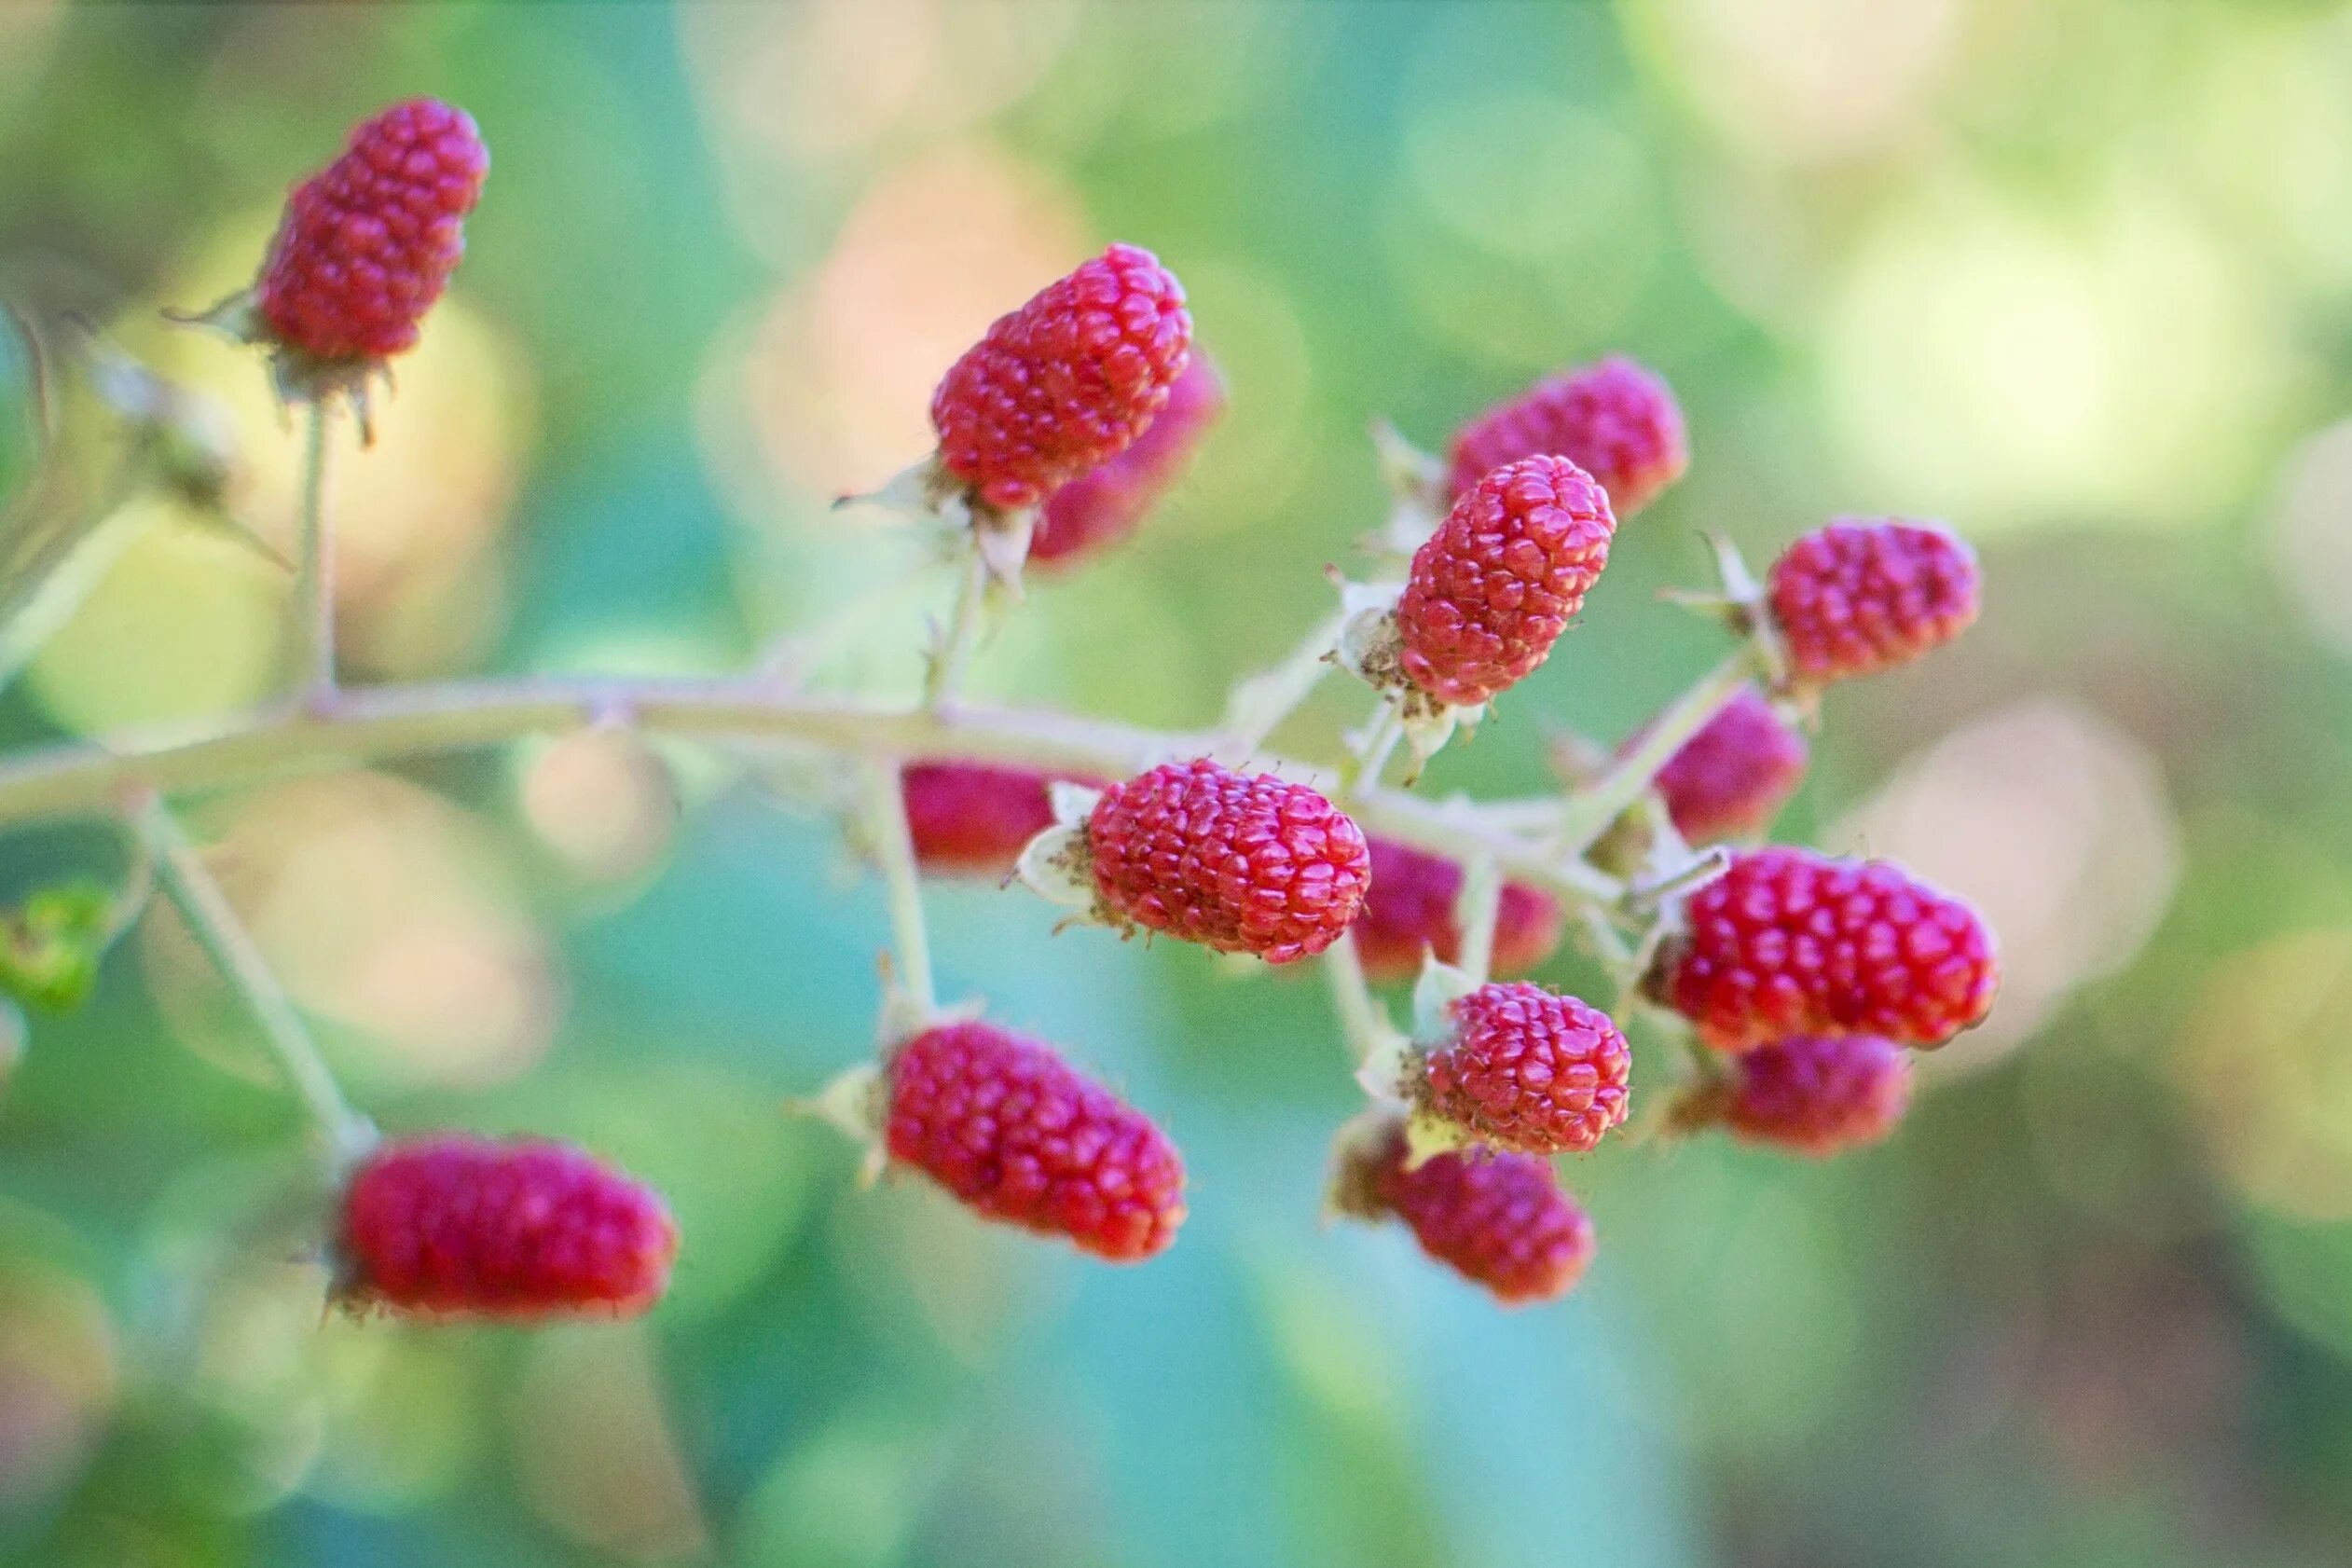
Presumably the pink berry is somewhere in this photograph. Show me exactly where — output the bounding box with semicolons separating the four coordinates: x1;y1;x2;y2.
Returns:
1396;456;1616;708
1421;982;1631;1155
1657;846;1999;1052
1029;354;1225;569
1085;759;1371;965
929;243;1192;514
1767;519;1980;686
256;99;488;362
1644;687;1809;843
337;1135;677;1319
1724;1034;1911;1156
1349;838;1561;983
901;761;1101;877
1447;356;1687;516
1340;1123;1594;1305
886;1020;1185;1261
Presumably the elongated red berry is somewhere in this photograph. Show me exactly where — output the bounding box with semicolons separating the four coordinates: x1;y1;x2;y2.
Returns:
1396;456;1616;708
1030;353;1224;569
1086;759;1371;964
256;99;488;362
1644;687;1809;842
337;1135;677;1318
1341;1123;1593;1305
1657;846;1998;1052
1447;356;1687;516
1421;982;1631;1154
1350;838;1561;983
886;1020;1185;1261
929;243;1192;514
1724;1033;1911;1156
902;761;1101;876
1767;518;1979;685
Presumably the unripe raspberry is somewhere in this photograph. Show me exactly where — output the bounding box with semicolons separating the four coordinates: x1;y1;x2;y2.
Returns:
256;99;488;363
1085;759;1370;965
1421;982;1631;1155
337;1136;677;1319
1767;519;1979;685
1030;354;1224;569
1447;356;1687;516
902;762;1102;876
1723;1033;1911;1156
930;244;1192;514
1396;456;1616;708
1644;687;1809;843
886;1020;1185;1261
1350;838;1561;983
1337;1123;1593;1305
1657;846;1998;1052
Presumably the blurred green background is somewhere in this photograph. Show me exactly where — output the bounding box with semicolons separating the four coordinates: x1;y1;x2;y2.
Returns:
0;1;2347;1564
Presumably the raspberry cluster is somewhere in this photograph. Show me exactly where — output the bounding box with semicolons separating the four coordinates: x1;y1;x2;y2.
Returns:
1420;982;1632;1155
1447;355;1687;517
1085;759;1371;964
1657;846;1999;1052
1336;1122;1594;1305
1646;687;1809;843
930;244;1193;515
337;1136;677;1319
1396;455;1616;708
886;1020;1186;1261
1349;838;1561;983
256;98;488;364
1767;519;1980;686
1030;354;1225;569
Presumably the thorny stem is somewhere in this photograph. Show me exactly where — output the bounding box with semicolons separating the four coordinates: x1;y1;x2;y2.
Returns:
1547;646;1760;858
1452;851;1503;986
1320;930;1391;1071
0;675;1629;904
860;758;936;1017
1214;610;1343;759
288;401;337;699
924;547;989;711
136;797;371;1165
1340;700;1404;799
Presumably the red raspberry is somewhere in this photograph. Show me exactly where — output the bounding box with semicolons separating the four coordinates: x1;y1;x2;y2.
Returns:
901;761;1101;877
886;1020;1185;1261
929;243;1192;514
1085;759;1371;965
1342;1124;1593;1305
1421;982;1631;1154
1657;846;1998;1051
256;99;489;363
1723;1033;1911;1156
1350;838;1561;983
1447;355;1688;516
1030;353;1224;569
1396;456;1616;708
1767;518;1979;685
1644;686;1809;842
337;1135;677;1319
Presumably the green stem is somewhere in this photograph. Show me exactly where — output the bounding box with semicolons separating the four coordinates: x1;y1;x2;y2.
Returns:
288;401;336;699
1340;701;1403;799
1548;647;1759;858
0;494;149;695
1215;611;1343;758
860;759;935;1017
924;547;989;711
1321;931;1389;1070
136;799;370;1164
1452;851;1502;985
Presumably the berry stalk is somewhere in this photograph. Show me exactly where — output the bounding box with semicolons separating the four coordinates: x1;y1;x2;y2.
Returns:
137;796;371;1162
288;401;337;698
860;758;937;1018
1548;645;1759;857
